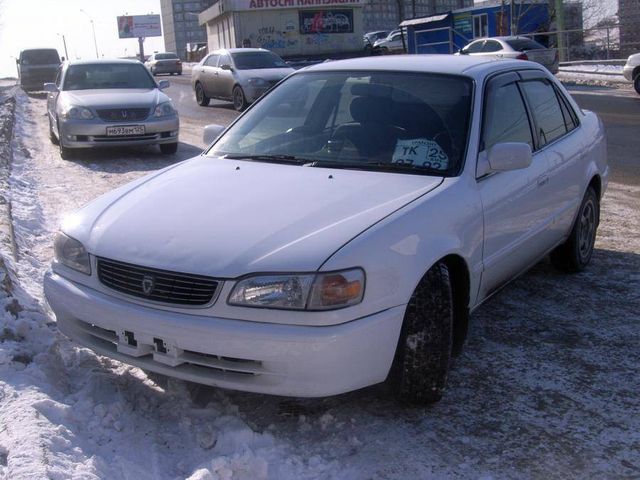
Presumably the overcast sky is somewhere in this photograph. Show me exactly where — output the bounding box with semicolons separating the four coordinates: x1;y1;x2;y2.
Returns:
0;0;166;78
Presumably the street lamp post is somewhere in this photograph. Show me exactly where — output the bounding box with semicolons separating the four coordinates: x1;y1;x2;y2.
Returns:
80;9;100;58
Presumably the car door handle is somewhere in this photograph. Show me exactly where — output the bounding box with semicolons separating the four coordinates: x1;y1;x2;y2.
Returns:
537;175;549;187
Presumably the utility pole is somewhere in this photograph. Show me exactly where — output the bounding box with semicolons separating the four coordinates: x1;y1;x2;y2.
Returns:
57;33;69;60
80;9;100;58
555;0;565;62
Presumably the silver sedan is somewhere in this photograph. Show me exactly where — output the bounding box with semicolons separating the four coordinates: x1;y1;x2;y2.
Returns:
192;48;294;111
45;59;179;159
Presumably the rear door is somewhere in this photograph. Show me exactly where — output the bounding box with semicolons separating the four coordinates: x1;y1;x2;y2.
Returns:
477;71;554;299
518;71;584;243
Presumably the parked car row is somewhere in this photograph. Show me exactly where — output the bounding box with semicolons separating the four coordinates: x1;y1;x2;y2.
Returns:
45;53;608;405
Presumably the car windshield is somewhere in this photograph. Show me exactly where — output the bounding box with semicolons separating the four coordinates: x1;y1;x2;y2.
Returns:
505;38;545;51
208;71;473;176
155;53;178;59
63;63;157;90
231;52;289;69
21;49;60;65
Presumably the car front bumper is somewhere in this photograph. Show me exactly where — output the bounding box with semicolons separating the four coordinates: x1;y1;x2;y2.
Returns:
58;115;179;149
622;65;634;82
44;270;405;397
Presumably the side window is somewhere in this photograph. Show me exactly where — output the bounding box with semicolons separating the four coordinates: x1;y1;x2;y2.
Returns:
555;87;578;132
482;82;533;151
481;40;502;53
218;54;231;67
520;80;567;147
464;41;484;54
204;54;219;67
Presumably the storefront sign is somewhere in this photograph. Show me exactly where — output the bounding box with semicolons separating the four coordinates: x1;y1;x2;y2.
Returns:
237;0;363;10
299;9;353;34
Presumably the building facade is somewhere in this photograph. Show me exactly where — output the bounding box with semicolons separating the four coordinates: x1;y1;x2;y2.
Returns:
618;0;640;55
160;0;217;59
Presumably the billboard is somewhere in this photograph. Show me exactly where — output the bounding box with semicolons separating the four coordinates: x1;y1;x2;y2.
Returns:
117;15;162;39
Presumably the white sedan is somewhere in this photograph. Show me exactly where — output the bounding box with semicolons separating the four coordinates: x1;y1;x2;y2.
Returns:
44;55;608;404
622;53;640;94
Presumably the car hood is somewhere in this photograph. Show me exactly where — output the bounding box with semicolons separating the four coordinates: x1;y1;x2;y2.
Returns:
237;67;295;82
60;88;166;108
63;158;443;278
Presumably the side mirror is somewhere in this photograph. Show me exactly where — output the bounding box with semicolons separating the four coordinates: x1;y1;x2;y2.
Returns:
43;83;59;93
61;56;66;62
15;58;19;65
203;124;225;145
158;80;170;90
220;64;233;71
477;142;532;177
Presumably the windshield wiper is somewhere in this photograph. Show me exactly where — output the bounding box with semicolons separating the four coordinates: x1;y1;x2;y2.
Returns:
305;160;445;176
222;154;311;165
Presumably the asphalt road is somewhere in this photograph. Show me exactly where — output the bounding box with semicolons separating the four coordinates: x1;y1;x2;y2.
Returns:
161;73;640;187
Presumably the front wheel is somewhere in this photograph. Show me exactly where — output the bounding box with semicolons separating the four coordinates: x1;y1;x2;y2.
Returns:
160;142;178;154
233;85;247;111
389;262;453;404
634;75;640;95
550;186;600;272
195;82;210;106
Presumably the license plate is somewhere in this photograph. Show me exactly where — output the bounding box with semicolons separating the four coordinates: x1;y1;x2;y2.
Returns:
106;125;145;136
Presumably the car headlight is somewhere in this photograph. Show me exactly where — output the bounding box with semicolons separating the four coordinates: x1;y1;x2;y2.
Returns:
154;102;176;118
228;268;365;310
247;78;269;87
54;232;91;275
61;106;94;120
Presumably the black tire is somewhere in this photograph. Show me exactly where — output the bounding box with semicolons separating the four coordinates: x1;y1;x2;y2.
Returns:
634;75;640;95
550;186;599;273
59;142;74;160
48;116;59;145
233;85;247;111
160;142;178;154
389;262;453;404
195;82;210;106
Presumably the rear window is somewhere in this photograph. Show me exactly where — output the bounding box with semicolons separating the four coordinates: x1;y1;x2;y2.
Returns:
505;38;545;51
155;53;178;60
63;63;156;90
21;49;60;65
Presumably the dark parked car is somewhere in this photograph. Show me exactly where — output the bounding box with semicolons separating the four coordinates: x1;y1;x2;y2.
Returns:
17;48;61;91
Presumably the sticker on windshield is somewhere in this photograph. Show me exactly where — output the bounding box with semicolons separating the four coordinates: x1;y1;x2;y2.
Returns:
392;139;449;170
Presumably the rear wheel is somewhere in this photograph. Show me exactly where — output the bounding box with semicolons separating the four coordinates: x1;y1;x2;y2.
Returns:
233;85;247;111
195;82;210;106
634;75;640;95
550;186;599;272
160;142;178;154
389;262;453;404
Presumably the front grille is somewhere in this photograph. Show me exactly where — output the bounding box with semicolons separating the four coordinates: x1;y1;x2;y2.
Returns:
96;108;149;122
97;257;220;306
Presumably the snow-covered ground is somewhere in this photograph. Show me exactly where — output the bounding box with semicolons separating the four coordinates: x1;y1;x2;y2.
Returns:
558;63;631;88
0;87;639;479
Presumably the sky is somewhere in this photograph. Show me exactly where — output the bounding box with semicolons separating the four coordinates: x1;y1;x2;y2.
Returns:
0;0;166;78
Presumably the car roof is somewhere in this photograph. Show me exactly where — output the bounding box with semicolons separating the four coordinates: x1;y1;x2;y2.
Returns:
300;55;540;79
65;59;143;66
213;48;272;54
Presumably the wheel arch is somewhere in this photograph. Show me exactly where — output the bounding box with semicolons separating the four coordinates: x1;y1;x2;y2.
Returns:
588;173;602;200
439;254;471;355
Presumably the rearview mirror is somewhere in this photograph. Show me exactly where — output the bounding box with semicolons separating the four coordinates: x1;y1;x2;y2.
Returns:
43;83;59;93
477;142;532;177
203;124;225;145
158;80;170;90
